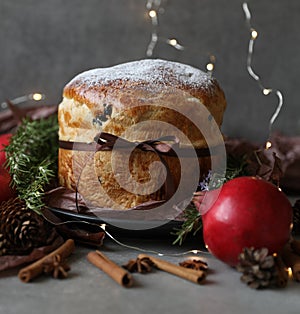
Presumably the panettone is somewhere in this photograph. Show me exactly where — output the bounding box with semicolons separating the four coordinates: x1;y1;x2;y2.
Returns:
58;59;226;210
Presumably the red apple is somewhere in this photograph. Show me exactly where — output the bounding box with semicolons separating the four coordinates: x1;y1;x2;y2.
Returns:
200;176;293;267
0;133;15;203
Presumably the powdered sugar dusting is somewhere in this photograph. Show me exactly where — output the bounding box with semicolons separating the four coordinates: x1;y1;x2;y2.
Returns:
67;59;213;90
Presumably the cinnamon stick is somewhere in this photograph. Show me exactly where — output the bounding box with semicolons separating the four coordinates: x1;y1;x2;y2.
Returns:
282;243;300;281
18;239;75;283
138;254;206;284
87;250;133;288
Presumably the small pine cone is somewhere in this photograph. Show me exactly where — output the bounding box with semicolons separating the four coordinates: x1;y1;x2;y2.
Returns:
292;200;300;234
0;197;53;256
236;247;278;289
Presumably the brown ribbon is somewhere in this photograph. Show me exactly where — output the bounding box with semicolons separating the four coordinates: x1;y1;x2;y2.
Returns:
59;132;179;155
95;132;178;200
59;132;182;203
58;132;219;206
94;132;180;155
59;132;216;157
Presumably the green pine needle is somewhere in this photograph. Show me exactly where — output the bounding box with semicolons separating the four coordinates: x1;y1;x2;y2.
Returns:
172;204;202;245
4;117;58;214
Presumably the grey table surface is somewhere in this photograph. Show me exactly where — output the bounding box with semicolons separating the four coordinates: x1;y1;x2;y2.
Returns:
1;225;300;314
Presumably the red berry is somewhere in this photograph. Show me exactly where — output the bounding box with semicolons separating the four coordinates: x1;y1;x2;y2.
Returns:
201;177;293;266
0;133;15;203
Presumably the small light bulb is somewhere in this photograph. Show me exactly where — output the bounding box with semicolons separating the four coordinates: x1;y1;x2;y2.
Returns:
149;10;157;18
32;93;43;101
263;88;272;95
206;63;214;72
288;267;293;278
251;29;258;39
169;38;177;46
100;223;106;230
192;250;199;255
265;141;272;149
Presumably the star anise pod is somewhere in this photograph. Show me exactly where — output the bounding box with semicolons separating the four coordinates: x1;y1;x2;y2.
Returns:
179;258;208;271
123;257;154;273
42;254;71;279
236;247;288;289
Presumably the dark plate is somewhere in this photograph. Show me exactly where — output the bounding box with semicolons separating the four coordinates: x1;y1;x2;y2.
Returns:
47;207;183;238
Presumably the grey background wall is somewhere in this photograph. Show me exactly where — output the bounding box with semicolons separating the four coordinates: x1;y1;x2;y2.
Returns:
0;0;299;142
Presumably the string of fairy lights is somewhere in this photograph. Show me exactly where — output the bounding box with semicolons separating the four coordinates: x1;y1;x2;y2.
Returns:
41;213;209;258
145;0;215;75
242;2;283;149
0;93;45;110
145;0;284;147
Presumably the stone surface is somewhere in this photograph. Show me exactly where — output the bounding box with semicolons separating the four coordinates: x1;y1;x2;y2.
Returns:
1;234;300;314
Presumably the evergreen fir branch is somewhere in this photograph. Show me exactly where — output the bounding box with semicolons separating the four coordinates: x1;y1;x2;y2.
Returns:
4;117;58;214
172;204;202;246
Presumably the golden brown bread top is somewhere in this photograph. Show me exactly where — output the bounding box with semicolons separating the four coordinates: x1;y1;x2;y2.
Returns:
63;59;225;110
59;59;226;147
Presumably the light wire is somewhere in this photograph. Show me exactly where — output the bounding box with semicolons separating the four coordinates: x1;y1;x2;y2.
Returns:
242;2;284;143
42;209;209;257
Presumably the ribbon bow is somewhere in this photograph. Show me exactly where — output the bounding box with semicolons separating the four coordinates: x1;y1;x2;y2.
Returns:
94;132;179;200
59;132;214;208
94;132;180;155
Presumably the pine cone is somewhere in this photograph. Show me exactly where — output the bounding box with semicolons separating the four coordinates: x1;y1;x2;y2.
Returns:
0;198;53;256
236;247;281;289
